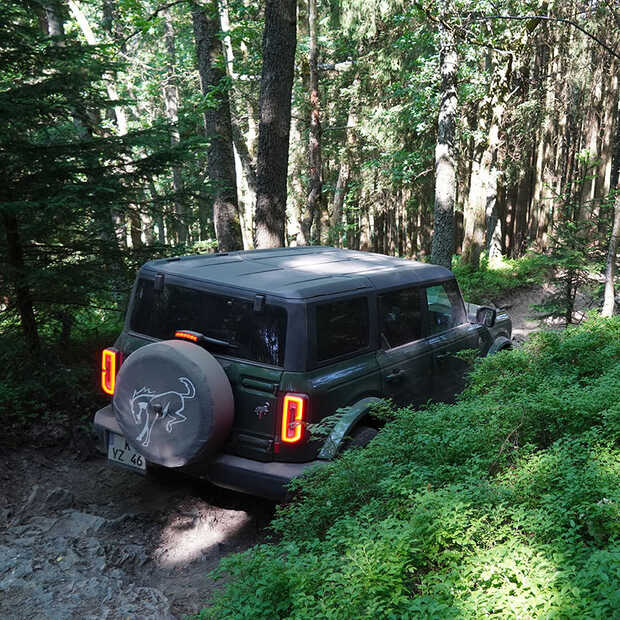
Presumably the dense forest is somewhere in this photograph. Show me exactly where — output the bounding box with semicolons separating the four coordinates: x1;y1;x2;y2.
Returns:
1;0;619;357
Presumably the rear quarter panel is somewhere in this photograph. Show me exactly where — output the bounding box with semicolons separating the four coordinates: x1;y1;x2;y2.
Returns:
277;351;382;461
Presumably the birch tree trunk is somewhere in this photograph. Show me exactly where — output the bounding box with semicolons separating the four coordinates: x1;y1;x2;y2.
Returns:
192;1;243;252
431;14;457;269
254;0;297;248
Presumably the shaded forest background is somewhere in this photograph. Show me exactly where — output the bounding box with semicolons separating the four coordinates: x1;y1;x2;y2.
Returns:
1;0;620;359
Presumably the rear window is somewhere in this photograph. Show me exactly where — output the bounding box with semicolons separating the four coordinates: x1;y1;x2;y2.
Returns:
315;297;369;362
129;278;287;367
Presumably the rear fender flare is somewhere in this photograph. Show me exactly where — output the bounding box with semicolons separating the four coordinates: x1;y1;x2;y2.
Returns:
317;396;383;460
487;336;512;356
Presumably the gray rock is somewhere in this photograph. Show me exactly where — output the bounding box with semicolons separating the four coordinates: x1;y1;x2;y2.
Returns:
16;485;75;521
44;487;75;511
46;511;106;538
105;543;150;570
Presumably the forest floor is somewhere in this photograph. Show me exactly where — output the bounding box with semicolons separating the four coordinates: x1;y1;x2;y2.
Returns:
0;284;586;619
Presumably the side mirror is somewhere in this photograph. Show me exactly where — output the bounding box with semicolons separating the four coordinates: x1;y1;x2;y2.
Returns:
476;306;496;328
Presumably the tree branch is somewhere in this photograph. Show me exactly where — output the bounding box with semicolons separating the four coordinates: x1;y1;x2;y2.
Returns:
468;15;620;60
119;0;191;47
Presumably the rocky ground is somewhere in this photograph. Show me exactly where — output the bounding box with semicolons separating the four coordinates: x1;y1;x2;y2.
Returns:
0;443;275;619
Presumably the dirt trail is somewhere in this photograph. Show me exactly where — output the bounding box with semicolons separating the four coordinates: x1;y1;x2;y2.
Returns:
495;283;595;344
495;285;549;344
0;444;275;619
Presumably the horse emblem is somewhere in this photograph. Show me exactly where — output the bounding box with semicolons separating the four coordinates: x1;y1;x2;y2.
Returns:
129;377;196;448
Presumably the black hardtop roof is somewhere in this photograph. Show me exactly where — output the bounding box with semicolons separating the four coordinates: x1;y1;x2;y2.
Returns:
141;246;454;300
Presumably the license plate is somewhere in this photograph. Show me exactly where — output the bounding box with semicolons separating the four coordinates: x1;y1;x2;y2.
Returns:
107;432;146;472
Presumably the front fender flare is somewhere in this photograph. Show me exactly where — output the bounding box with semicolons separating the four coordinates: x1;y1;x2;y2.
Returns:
317;396;383;460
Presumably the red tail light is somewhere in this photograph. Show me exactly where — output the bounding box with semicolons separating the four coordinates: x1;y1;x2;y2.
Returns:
281;393;308;444
101;348;119;395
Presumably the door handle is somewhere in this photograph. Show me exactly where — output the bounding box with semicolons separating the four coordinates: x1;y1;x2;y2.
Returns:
436;352;451;361
386;369;405;383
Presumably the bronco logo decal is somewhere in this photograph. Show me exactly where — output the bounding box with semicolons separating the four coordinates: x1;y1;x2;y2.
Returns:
129;377;196;448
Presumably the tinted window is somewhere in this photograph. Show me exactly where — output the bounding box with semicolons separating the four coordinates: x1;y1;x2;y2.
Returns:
316;297;369;362
425;281;466;334
379;287;423;348
130;278;287;366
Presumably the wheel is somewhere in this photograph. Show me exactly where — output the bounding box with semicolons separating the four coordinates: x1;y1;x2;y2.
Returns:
112;339;234;467
341;425;378;452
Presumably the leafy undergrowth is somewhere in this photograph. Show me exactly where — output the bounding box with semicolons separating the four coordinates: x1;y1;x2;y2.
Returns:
453;253;549;304
0;309;122;443
199;316;620;619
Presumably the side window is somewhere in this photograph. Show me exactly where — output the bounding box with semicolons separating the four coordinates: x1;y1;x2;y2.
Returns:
316;297;369;362
379;287;423;348
425;281;466;334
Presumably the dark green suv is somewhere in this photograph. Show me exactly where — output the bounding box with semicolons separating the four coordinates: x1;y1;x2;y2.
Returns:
94;247;511;499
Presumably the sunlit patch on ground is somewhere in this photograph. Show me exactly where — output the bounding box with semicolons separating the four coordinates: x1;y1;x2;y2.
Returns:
153;501;252;568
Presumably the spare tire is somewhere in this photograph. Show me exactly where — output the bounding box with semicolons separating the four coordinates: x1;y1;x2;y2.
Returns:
112;340;234;467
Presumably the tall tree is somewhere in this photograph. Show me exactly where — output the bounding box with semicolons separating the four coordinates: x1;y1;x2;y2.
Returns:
254;0;297;248
218;0;257;248
192;0;243;252
163;7;187;245
431;10;457;269
305;0;322;243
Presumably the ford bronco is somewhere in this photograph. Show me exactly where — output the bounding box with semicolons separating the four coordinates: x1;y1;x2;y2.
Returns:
94;247;511;499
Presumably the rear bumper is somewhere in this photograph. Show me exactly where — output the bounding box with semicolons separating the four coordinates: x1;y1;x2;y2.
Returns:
93;405;324;501
204;453;322;501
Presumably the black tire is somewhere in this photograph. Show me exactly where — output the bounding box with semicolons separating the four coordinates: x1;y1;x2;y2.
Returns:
342;425;378;452
112;340;234;467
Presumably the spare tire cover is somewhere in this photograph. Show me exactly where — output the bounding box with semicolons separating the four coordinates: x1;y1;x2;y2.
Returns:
113;340;234;467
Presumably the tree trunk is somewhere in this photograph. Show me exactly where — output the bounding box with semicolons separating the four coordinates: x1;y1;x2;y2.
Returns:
192;1;243;252
218;0;256;249
44;0;65;38
68;0;128;135
463;53;509;268
163;8;187;245
2;213;40;355
602;191;620;316
431;15;457;269
254;0;297;248
305;0;322;244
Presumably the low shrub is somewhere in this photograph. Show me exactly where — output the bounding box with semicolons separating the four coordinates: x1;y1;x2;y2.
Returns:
453;253;549;304
0;308;122;442
198;316;620;619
